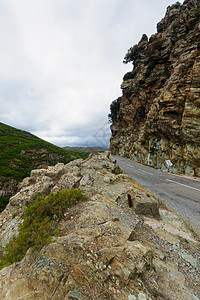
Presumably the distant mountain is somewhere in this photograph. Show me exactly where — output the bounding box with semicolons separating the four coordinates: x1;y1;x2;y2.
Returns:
0;122;87;212
63;146;106;154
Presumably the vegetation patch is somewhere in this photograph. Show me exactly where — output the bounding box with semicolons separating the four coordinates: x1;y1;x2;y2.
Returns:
0;122;88;212
0;122;86;181
123;44;138;66
194;7;200;19
170;1;182;9
176;34;186;42
108;97;122;124
123;71;135;81
0;189;88;269
152;38;165;51
145;61;156;77
0;196;10;212
146;38;165;60
172;21;179;29
63;146;106;154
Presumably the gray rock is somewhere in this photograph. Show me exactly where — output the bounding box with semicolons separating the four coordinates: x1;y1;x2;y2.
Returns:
138;292;147;300
130;192;160;219
128;295;136;300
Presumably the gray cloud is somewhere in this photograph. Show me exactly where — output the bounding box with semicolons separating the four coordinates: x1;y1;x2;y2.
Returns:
0;0;183;147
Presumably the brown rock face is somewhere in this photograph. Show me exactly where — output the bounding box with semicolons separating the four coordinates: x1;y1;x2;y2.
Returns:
110;0;200;177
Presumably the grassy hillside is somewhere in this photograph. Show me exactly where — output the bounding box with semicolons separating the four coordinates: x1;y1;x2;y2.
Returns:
63;146;106;154
0;122;87;212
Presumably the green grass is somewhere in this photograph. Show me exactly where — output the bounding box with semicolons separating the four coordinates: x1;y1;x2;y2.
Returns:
63;146;106;154
0;189;88;269
0;122;88;212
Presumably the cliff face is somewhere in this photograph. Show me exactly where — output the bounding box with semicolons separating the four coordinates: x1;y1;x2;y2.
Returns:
110;0;200;176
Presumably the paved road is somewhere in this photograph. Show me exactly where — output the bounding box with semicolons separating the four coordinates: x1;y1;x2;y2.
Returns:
113;155;200;233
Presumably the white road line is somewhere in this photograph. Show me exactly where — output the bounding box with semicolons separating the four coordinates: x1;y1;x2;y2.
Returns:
139;169;154;176
127;163;133;167
166;179;200;192
124;163;154;176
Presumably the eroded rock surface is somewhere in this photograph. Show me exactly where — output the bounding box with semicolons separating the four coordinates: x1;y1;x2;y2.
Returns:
0;152;199;299
110;0;200;177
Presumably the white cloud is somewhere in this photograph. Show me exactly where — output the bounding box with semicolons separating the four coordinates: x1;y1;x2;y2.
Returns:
0;0;183;147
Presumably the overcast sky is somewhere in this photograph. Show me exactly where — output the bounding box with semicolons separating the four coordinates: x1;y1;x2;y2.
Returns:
0;0;183;148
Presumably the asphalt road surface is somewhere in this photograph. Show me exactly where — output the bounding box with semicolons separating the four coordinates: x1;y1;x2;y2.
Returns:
113;155;200;234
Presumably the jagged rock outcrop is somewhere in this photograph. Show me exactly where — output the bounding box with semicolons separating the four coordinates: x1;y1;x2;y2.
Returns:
110;0;200;177
0;153;199;299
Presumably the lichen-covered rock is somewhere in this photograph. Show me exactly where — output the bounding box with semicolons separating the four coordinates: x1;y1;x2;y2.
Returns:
110;0;200;177
132;193;160;219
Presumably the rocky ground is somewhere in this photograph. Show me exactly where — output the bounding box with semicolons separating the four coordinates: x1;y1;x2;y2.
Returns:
0;152;199;299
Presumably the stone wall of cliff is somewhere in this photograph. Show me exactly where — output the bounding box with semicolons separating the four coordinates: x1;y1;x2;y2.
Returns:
110;0;200;177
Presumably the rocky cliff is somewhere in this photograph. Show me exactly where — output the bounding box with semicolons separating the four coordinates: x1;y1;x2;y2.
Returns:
0;153;199;299
110;0;200;177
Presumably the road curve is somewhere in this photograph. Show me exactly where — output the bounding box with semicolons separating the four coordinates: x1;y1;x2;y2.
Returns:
113;155;200;234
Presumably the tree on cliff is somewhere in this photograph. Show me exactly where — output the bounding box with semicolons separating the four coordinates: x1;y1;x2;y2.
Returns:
108;97;121;123
170;1;182;9
123;44;138;66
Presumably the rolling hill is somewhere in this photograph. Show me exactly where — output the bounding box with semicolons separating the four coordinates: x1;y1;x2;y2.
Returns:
63;146;106;154
0;122;87;212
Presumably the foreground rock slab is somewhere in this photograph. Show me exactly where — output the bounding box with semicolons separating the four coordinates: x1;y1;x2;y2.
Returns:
0;152;199;299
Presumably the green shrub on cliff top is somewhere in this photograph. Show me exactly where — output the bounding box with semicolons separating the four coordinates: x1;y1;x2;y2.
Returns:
123;44;138;66
170;1;182;9
0;189;88;269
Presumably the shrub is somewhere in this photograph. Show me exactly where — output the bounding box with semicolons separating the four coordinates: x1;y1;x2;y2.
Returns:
153;38;165;51
170;1;182;9
145;61;156;77
176;34;186;42
0;189;88;269
0;196;10;212
123;44;138;66
172;21;179;29
123;72;134;81
108;97;122;124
